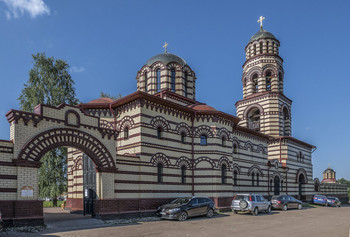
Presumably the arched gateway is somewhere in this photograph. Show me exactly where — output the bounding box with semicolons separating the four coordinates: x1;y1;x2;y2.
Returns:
0;103;118;226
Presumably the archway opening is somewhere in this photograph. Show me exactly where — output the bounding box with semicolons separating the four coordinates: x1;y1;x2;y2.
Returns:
247;108;260;131
299;173;306;201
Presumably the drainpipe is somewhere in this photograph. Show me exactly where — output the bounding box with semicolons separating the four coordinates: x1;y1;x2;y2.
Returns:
285;167;289;194
268;163;270;196
109;103;116;131
279;137;282;163
191;112;196;196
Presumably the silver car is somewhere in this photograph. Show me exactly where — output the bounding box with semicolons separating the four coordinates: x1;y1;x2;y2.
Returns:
231;193;271;216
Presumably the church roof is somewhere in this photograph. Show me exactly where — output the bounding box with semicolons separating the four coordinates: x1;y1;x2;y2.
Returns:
188;104;217;111
87;98;114;104
146;53;187;66
323;167;335;173
248;28;277;44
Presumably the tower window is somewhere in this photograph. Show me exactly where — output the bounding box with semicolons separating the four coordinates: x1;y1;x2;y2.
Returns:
266;41;269;53
266;71;272;91
252;74;258;93
221;164;227;184
171;69;176;92
184;72;188;97
157;163;163;183
181;166;186;184
157;127;163;139
247;108;260;132
144;72;148;92
254;44;257;55
233;143;238;154
181;132;186;144
222;136;226;146
124;127;129;140
260;42;263;54
200;135;207;146
156;69;161;92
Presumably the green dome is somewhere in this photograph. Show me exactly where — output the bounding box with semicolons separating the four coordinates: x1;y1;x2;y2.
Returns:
146;53;187;66
249;28;277;44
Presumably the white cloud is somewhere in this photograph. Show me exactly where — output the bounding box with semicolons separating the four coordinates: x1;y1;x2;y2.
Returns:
70;66;86;73
1;0;50;19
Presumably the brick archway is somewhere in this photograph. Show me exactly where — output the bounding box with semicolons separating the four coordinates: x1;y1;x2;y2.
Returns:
15;128;117;172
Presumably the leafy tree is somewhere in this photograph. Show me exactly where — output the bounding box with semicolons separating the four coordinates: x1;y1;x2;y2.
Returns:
338;178;350;200
100;92;121;100
18;52;79;206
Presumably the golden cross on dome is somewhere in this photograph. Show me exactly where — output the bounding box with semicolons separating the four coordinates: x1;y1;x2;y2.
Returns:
258;16;265;29
163;42;168;53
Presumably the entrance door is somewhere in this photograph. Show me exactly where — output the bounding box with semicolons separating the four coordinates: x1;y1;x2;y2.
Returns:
298;174;305;201
83;154;96;216
274;176;280;195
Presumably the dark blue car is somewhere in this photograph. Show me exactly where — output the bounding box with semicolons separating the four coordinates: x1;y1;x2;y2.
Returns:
313;195;327;206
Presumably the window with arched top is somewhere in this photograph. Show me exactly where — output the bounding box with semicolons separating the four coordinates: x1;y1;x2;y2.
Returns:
171;69;176;92
221;164;227;184
260;42;263;54
156;69;161;92
181;132;186;144
181;166;186;184
266;41;269;53
222;136;226;146
252;74;258;93
233;143;238;154
254;44;257;55
184;72;188;97
281;180;284;191
157;127;163;139
157;163;163;183
257;173;260;186
247;108;260;132
252;172;255;186
124;127;129;140
278;72;283;92
200;135;207;146
283;107;290;136
269;179;273;191
144;72;148;92
266;71;272;91
233;170;238;185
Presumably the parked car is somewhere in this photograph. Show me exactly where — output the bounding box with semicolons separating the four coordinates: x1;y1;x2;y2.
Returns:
157;196;216;221
270;195;303;211
231;193;271;216
312;195;328;206
326;197;341;207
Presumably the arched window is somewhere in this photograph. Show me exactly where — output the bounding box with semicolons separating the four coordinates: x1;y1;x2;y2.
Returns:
184;72;188;97
124;127;129;140
144;72;148;92
156;68;161;92
266;41;269;53
266;71;272;91
181;166;186;184
171;69;176;92
269;179;273;192
254;44;257;55
278;72;283;92
233;170;238;186
157;127;163;139
200;135;207;146
221;164;227;184
247;108;260;132
257;173;260;186
233;143;238;154
157;163;163;183
181;132;186;144
260;42;263;54
222;136;226;146
283;107;290;136
252;74;258;93
252;173;255;186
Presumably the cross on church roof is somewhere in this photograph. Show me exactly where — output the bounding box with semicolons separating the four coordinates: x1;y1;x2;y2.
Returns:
258;16;265;29
163;42;168;53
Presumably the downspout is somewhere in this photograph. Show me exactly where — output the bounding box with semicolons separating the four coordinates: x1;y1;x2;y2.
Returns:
191;112;196;196
279;137;282;163
268;163;270;196
109;103;117;131
285;167;289;194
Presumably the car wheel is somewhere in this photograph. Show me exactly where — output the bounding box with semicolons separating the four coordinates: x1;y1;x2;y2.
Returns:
252;207;259;216
266;205;271;213
233;210;239;214
239;200;248;209
207;208;214;218
298;204;302;210
178;211;188;221
282;204;288;211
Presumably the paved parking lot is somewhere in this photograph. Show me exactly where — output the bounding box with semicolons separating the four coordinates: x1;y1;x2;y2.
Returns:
4;205;350;237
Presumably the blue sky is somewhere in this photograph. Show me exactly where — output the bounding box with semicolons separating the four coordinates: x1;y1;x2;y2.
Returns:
0;0;349;180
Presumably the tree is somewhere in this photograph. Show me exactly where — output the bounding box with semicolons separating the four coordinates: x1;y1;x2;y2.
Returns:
338;178;350;201
100;92;122;100
18;52;79;206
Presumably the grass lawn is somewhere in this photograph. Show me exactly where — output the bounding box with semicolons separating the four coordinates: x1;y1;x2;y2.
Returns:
43;200;65;207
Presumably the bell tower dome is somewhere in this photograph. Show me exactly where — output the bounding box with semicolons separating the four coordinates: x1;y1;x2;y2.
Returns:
236;17;292;137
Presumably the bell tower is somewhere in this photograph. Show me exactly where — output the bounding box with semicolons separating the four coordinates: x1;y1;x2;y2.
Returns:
236;17;292;137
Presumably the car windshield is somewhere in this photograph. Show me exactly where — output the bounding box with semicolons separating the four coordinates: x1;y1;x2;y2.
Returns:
327;197;335;200
170;197;191;204
271;196;281;200
235;195;250;201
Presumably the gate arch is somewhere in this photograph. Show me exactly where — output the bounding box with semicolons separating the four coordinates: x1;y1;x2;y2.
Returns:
15;128;117;172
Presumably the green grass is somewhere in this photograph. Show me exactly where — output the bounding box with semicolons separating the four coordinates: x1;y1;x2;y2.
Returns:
302;203;319;208
43;201;65;207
